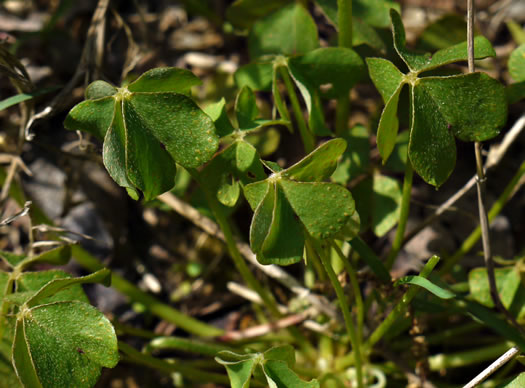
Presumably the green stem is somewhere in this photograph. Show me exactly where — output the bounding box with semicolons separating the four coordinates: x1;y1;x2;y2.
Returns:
332;241;364;340
428;342;512;371
144;336;238;357
335;94;350;136
385;160;414;270
335;0;352;136
189;169;317;359
278;66;315;153
0;167;224;338
439;159;525;275
189;169;279;316
365;255;440;351
118;341;233;385
306;239;327;282
391;321;482;349
71;245;223;337
309;239;364;388
337;0;353;48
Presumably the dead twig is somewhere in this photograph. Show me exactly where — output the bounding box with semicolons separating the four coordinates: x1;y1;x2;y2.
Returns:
24;0;110;137
218;307;315;342
403;112;525;247
462;346;520;388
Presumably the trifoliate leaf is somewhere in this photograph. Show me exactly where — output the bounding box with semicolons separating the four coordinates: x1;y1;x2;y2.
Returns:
65;67;219;201
245;140;356;265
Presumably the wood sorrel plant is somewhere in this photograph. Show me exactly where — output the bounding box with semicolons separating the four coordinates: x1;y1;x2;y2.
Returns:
4;0;525;387
0;245;118;388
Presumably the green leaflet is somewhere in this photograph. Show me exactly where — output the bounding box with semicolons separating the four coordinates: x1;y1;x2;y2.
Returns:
316;0;400;29
409;83;457;187
390;9;495;73
376;83;404;162
0;86;60;112
509;44;525;82
366;58;404;104
85;80;117;99
12;270;90;305
64;67;219;201
468;267;522;310
283;138;346;181
234;62;274;92
395;275;456;299
248;3;319;59
497;372;525;388
226;0;292;29
417;74;505;142
331;125;370;184
288;47;366;99
263;360;319;388
216;346;318;388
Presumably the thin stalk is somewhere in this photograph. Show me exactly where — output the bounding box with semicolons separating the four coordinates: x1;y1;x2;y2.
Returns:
144;336;238;356
71;245;224;337
190;170;317;359
118;341;233;385
392;321;482;349
189;169;280;317
332;241;364;339
365;255;440;351
429;341;512;371
439;134;525;275
0;178;221;340
278;66;315;153
467;0;523;336
0;168;224;338
385;160;414;270
463;347;520;388
308;239;364;388
337;0;353;47
335;95;350;136
335;0;352;136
